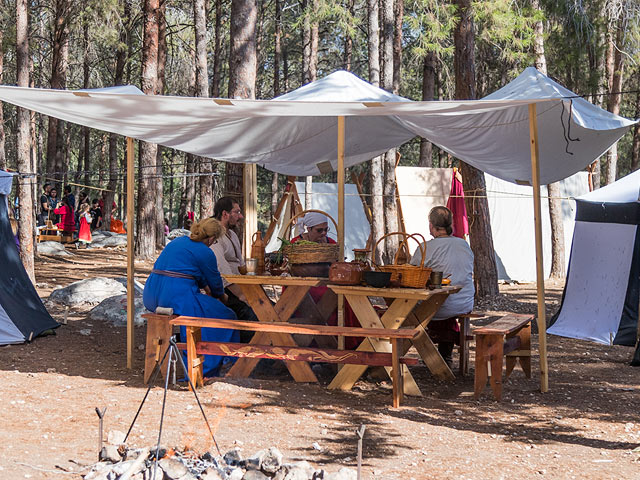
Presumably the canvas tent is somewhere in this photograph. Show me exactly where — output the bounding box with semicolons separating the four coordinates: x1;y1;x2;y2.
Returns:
0;68;636;386
0;171;59;344
548;169;640;354
396;167;590;281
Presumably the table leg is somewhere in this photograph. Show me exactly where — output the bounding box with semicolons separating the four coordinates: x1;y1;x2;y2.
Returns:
186;326;204;389
391;338;403;407
327;296;421;396
226;284;317;382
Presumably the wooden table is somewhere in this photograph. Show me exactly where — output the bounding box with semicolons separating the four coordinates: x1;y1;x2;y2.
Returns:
222;274;332;382
327;284;462;396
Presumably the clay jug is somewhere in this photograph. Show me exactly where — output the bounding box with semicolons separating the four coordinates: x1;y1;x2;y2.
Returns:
250;231;265;274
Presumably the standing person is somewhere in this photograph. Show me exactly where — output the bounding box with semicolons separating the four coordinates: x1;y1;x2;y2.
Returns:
63;185;76;211
53;197;76;233
77;203;92;246
38;183;52;225
143;218;237;377
48;188;59;224
210;197;258;328
410;206;475;366
89;199;102;231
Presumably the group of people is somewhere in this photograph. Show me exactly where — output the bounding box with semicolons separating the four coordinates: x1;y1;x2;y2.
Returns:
143;197;475;376
38;183;119;244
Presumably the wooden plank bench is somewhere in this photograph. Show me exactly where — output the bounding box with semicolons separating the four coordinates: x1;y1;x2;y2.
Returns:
143;313;179;383
473;313;533;401
168;316;420;408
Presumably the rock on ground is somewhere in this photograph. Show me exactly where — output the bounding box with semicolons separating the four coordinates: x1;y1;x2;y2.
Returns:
37;241;72;256
89;233;127;248
113;277;145;295
89;294;149;327
167;228;191;240
49;277;126;305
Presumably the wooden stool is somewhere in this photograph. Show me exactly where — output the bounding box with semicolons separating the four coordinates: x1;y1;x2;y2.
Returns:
473;313;533;401
143;312;178;383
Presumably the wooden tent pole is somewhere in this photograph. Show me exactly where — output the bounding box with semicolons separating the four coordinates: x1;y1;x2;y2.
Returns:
126;137;135;369
528;104;549;392
337;116;345;350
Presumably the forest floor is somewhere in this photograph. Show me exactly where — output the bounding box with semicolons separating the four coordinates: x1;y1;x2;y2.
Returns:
0;248;639;480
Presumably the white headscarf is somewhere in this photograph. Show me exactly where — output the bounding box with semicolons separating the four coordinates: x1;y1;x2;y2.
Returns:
294;211;328;236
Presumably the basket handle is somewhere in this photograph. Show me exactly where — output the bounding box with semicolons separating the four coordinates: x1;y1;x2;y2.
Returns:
283;208;339;239
372;232;427;268
396;233;427;268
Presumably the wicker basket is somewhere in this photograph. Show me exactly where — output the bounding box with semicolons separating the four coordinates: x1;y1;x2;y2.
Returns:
282;209;340;264
372;232;431;288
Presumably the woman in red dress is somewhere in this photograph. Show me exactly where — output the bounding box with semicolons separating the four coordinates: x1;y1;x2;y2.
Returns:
77;203;92;244
53;197;76;233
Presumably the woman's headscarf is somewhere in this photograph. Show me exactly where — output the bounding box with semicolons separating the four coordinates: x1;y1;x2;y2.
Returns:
294;211;328;237
190;217;224;242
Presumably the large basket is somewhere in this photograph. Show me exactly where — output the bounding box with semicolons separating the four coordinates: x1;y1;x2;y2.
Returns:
282;209;340;264
372;232;431;288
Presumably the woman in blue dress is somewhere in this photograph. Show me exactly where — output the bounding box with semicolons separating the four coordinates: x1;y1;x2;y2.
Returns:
143;218;237;377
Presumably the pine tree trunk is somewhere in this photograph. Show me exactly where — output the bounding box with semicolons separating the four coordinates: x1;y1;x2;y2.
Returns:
343;0;354;70
227;0;257;242
17;0;35;281
392;0;403;94
155;0;167;245
136;0;160;259
632;75;640;172
212;0;223;97
533;0;565;278
604;12;625;184
274;0;282;96
381;0;398;259
454;0;498;298
271;173;279;216
178;153;196;227
368;0;382;262
418;52;436;167
0;31;5;171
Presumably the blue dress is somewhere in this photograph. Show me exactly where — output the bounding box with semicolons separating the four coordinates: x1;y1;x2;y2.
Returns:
143;236;238;377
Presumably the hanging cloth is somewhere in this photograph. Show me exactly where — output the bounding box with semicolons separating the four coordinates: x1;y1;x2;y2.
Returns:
446;168;469;238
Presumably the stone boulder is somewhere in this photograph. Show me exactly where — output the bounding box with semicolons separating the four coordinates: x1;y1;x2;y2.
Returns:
89;233;127;248
113;277;145;296
37;241;71;256
49;277;126;305
167;228;191;240
88;294;149;327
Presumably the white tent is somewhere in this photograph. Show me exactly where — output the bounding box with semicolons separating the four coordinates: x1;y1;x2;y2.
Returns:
0;68;634;183
0;68;635;386
549;169;640;347
396;167;589;281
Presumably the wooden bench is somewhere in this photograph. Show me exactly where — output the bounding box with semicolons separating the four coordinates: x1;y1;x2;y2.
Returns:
143;313;180;383
473;313;533;401
167;316;420;408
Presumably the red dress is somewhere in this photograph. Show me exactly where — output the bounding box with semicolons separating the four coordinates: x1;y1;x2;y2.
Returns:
54;205;76;233
78;213;92;243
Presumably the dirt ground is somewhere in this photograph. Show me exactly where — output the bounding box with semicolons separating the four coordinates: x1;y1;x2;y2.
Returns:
0;248;639;480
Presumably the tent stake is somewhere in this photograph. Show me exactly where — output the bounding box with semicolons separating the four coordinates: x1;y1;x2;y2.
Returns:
528;104;548;392
126;137;135;369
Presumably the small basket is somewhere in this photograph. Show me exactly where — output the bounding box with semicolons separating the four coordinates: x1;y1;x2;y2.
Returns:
372;232;431;288
282;209;340;264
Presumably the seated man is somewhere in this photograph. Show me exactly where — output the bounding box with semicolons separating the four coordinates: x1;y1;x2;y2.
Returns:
210;197;258;333
410;206;474;366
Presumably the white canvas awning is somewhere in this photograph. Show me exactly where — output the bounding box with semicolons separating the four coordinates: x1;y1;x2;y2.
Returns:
0;69;634;184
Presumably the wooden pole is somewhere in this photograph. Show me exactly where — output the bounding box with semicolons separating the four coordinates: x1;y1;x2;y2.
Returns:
126;137;135;369
528;104;548;392
243;163;258;260
337;116;346;350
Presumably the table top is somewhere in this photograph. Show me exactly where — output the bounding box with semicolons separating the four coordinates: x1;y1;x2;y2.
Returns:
328;284;461;300
223;274;327;287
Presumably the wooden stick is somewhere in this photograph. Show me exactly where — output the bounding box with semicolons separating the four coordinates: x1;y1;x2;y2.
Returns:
528;103;548;393
337;116;345;259
126;137;135;369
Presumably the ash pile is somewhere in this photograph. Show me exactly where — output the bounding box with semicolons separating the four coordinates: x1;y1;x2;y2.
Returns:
85;440;356;480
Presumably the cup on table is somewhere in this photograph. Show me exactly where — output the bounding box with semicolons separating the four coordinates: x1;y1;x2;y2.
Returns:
246;258;258;275
429;270;443;288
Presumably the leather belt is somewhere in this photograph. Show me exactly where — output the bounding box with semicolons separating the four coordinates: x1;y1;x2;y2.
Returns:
151;269;196;280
